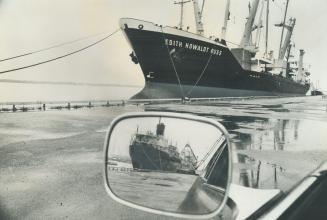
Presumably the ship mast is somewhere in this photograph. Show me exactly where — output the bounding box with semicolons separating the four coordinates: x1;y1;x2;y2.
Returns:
278;0;290;59
276;18;296;60
265;0;269;58
174;0;191;29
240;0;260;52
221;0;231;40
254;1;265;48
192;0;204;35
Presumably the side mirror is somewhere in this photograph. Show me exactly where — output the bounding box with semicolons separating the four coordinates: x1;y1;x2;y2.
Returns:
103;112;232;219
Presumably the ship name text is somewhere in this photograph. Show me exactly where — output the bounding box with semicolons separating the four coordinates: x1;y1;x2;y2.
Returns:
165;39;222;56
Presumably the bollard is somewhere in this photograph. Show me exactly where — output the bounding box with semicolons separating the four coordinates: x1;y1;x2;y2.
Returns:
13;104;17;112
67;102;71;110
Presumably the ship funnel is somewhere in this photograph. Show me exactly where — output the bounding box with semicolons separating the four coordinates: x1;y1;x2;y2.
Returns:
156;122;165;136
297;49;305;82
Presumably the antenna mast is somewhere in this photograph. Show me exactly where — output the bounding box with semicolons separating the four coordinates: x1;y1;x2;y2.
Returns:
174;0;191;29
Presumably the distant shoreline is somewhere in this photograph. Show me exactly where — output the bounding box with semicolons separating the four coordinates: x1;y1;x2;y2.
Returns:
0;79;143;88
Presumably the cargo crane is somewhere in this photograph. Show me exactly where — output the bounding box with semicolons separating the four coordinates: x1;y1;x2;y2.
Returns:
180;144;197;172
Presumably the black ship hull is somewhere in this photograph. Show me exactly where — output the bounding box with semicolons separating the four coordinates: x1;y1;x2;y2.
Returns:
131;82;304;99
129;143;181;171
120;18;310;99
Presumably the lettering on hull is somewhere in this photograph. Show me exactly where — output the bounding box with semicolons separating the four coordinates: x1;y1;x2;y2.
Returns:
165;39;222;56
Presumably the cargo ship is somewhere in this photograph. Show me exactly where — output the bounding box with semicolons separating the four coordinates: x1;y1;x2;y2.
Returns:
129;120;182;171
120;0;311;99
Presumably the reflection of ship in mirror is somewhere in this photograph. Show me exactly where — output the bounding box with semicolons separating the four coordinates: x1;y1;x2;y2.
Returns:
129;119;197;172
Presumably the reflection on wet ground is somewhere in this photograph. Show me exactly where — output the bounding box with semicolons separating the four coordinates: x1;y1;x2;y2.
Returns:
1;96;327;219
146;96;327;191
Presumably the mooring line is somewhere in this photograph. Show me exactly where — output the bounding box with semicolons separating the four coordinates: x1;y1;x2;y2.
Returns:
0;29;121;75
160;27;185;99
187;52;213;97
0;30;112;62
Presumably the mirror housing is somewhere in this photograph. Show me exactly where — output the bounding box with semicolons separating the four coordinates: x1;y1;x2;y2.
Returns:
103;112;232;219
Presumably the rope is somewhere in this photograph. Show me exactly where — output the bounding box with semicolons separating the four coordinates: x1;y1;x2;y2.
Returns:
187;52;213;97
205;142;226;178
196;135;224;169
160;27;185;98
0;29;120;75
0;30;112;62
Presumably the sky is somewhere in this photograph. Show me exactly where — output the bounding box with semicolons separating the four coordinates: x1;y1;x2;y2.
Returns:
0;0;326;102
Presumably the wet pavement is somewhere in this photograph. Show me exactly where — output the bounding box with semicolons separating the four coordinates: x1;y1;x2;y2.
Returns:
1;96;327;219
108;170;199;213
146;96;327;191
